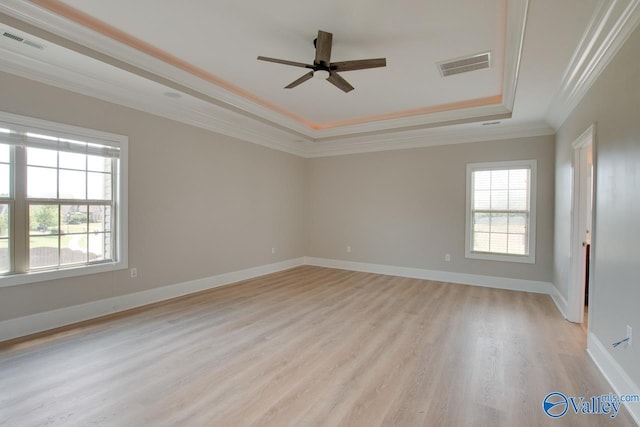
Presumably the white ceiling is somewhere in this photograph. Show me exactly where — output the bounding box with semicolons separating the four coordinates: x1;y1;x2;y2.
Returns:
0;0;637;156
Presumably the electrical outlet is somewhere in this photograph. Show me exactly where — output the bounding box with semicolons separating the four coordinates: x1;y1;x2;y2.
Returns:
130;268;137;278
445;253;451;262
346;245;352;253
271;247;276;254
627;325;633;346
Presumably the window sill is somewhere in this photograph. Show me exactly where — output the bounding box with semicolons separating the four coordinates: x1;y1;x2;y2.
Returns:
465;251;535;264
0;261;127;288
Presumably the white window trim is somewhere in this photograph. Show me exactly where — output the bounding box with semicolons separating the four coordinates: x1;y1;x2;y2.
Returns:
0;111;128;288
465;159;537;264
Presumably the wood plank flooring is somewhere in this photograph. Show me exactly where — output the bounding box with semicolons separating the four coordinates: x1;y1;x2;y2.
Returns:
0;266;636;426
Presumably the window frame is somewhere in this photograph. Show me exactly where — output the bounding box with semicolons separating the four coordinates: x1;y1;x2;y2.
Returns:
0;111;128;288
465;159;537;264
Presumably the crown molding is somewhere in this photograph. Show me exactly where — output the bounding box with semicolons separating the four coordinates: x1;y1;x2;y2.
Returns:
11;0;636;158
546;0;640;130
0;42;552;159
0;0;530;136
503;0;529;112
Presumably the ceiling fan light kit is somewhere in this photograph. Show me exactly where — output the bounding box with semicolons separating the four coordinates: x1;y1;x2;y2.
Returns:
313;70;330;79
258;30;387;93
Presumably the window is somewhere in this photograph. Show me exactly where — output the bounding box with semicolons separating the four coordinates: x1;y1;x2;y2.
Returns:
0;112;128;287
465;160;536;263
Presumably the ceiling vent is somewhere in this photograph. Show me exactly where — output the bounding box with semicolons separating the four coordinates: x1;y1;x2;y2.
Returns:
2;30;44;50
438;52;490;77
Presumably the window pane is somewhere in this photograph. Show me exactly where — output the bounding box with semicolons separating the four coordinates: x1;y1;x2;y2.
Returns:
474;190;490;210
59;152;86;170
27;166;57;198
89;232;109;261
473;212;490;232
0;164;9;197
0;143;9;163
29;205;59;234
509;169;528;190
508;234;527;255
490;213;508;233
88;172;112;200
0;204;8;273
89;205;109;232
474;171;491;190
29;235;59;269
491;170;509;190
0;204;8;238
491;190;508;210
27;147;57;167
473;232;490;252
508;189;527;210
88;155;111;172
490;233;508;253
0;238;8;273
61;234;88;265
491;190;509;211
508;213;528;234
59;170;86;199
61;205;88;234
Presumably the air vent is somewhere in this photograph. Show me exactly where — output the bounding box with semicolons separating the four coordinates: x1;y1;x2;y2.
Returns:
2;31;23;42
438;52;490;77
22;39;43;50
2;30;44;50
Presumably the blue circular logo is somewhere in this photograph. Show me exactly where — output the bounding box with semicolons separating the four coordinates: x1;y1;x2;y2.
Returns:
543;392;569;418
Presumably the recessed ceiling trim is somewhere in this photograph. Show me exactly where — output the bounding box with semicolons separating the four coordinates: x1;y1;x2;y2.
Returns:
313;99;508;139
0;0;523;134
314;95;502;130
3;0;596;157
306;121;555;158
13;0;318;129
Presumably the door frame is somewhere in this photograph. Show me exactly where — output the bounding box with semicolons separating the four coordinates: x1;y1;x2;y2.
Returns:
568;124;596;323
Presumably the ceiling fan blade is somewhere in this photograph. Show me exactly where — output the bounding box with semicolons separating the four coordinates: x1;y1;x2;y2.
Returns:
331;58;387;72
285;71;314;89
315;30;333;65
257;56;313;69
327;71;354;93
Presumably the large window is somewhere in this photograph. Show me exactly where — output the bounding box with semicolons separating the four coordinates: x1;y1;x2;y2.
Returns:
0;112;128;287
465;160;536;263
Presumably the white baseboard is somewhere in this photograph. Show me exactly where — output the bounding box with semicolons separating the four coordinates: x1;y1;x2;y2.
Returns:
304;257;551;294
0;258;305;343
587;332;640;425
549;284;569;319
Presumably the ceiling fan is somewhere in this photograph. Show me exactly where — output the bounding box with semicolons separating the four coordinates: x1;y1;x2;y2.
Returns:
257;30;386;93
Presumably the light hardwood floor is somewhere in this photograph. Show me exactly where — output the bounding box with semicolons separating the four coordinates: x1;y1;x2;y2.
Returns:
0;266;635;426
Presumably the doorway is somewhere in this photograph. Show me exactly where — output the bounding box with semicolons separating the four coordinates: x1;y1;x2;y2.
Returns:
568;124;595;325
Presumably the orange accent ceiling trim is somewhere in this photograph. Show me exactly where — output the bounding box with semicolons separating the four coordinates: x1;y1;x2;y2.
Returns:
313;95;503;130
28;0;504;131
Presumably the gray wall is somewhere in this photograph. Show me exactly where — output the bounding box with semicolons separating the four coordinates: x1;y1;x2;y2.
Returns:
307;136;555;282
553;25;640;384
0;72;307;321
